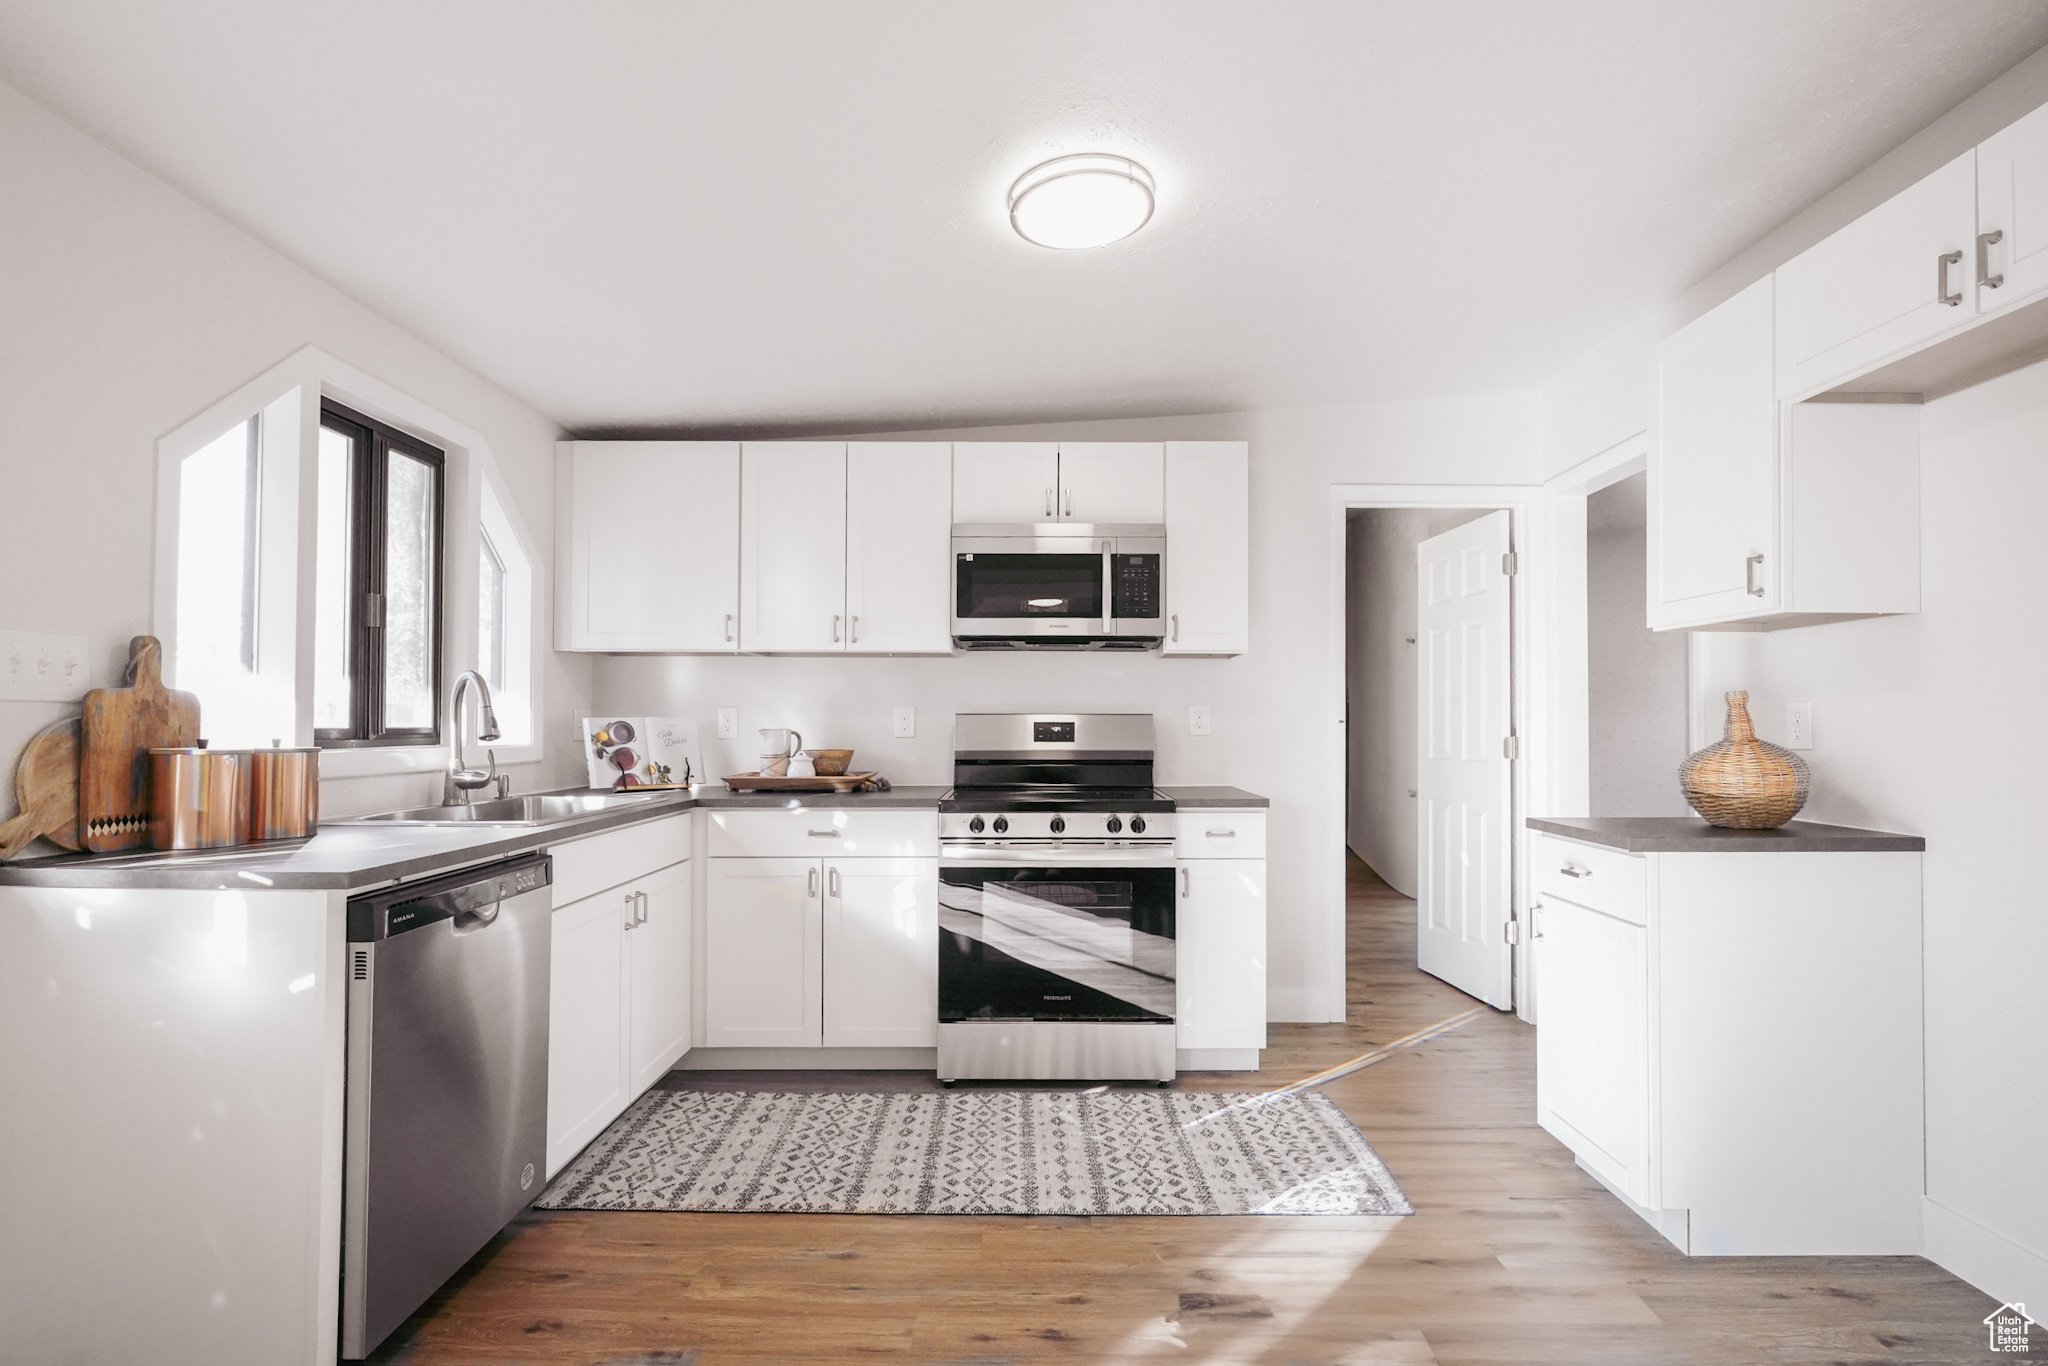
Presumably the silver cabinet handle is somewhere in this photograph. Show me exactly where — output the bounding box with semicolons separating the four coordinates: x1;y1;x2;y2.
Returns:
1530;902;1545;940
850;615;858;644
1064;487;1072;517
808;866;819;898
1979;230;2005;289
1745;554;1765;597
1205;829;1236;838
623;890;637;929
724;613;735;642
637;890;650;925
808;829;837;838
828;867;841;898
1939;249;1963;306
1045;488;1054;518
832;614;841;643
1559;863;1590;879
1171;613;1180;643
1180;866;1190;899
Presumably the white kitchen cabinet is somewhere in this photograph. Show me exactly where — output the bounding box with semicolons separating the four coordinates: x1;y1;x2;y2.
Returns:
1650;278;1919;631
953;442;1060;522
1174;857;1267;1052
1774;152;1976;399
741;442;848;652
627;859;694;1093
1975;100;2048;315
703;856;824;1047
1056;442;1164;522
1534;894;1650;1205
846;443;953;653
822;857;939;1047
1162;441;1249;654
547;887;631;1176
557;441;739;652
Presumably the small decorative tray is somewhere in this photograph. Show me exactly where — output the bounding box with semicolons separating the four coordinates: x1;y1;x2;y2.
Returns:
723;772;878;793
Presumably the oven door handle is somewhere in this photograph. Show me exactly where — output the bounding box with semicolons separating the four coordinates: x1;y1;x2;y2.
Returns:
941;843;1178;868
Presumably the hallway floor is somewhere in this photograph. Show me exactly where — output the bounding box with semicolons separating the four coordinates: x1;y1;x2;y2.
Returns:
372;857;1995;1365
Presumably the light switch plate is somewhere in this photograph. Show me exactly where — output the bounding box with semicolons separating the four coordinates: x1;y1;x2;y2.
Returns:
1786;701;1813;750
716;707;739;740
893;707;916;739
0;630;90;702
1188;704;1212;737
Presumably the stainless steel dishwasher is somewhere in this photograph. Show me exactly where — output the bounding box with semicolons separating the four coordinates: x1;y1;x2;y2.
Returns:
342;852;552;1360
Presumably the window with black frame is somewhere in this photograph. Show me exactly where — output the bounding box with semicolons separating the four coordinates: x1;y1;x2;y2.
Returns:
314;401;445;748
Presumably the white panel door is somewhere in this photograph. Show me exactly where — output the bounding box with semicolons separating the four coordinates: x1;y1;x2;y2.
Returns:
1774;152;1976;397
1415;510;1513;1009
1649;276;1780;628
953;443;1059;522
627;860;693;1092
703;857;822;1047
547;889;632;1176
1162;442;1249;654
1175;859;1267;1050
1057;442;1164;522
847;443;953;654
741;443;847;652
565;442;739;651
1534;895;1649;1204
1976;101;2048;315
822;857;938;1047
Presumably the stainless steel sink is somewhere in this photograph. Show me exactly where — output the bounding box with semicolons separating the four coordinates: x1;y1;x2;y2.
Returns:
332;791;668;827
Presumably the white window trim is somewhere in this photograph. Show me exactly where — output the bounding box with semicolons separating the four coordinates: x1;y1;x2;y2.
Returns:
153;345;545;777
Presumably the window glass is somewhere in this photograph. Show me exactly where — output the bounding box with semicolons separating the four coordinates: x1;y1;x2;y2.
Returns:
478;529;506;693
313;425;354;731
175;417;260;709
382;449;437;730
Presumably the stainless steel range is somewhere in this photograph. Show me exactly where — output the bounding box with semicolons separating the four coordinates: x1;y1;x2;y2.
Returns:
937;713;1179;1082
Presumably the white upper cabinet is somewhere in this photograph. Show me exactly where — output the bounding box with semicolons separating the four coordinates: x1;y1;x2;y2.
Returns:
1056;442;1164;522
846;443;952;654
1162;442;1249;654
1774;152;1976;399
953;443;1060;522
558;441;739;651
741;443;847;652
1976;101;2048;316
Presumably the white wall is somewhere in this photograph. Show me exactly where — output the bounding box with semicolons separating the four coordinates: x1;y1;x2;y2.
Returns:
595;397;1544;1022
1585;474;1688;816
0;77;589;825
1344;506;1492;893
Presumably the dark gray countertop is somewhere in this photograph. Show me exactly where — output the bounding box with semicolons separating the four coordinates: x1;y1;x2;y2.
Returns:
1527;816;1924;853
1160;786;1270;808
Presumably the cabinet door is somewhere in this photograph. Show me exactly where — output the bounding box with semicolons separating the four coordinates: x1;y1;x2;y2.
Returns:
846;443;953;654
1057;442;1164;522
1649;277;1780;628
741;443;847;652
953;443;1059;522
627;860;693;1092
1162;442;1249;654
822;857;938;1047
1774;152;1976;398
1175;859;1267;1051
563;441;739;651
1976;102;2048;314
1534;895;1649;1204
703;857;822;1047
547;888;633;1176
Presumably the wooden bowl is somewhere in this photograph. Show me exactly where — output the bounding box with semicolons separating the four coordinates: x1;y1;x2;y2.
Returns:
804;749;854;777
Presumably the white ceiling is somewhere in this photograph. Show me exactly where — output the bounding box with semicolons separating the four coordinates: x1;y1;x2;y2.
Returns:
4;2;2046;434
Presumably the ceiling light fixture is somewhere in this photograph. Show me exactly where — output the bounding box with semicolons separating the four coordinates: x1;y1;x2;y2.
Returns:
1008;154;1155;250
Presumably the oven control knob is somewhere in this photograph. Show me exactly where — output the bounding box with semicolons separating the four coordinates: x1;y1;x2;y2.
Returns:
1106;816;1123;834
1049;816;1066;835
968;816;984;834
1130;816;1147;834
992;816;1009;834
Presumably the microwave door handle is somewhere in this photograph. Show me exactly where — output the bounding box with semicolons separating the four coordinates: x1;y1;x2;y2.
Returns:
1101;542;1114;635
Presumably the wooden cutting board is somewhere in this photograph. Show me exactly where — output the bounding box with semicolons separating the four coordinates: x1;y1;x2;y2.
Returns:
80;636;199;852
0;717;82;860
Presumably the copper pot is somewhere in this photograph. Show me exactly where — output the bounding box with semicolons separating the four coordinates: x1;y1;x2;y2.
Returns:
148;747;253;850
250;745;320;841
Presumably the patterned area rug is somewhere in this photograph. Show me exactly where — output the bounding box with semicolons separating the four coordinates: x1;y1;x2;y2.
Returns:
537;1089;1413;1216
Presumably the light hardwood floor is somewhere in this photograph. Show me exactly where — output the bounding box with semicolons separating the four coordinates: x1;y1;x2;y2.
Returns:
371;856;1995;1365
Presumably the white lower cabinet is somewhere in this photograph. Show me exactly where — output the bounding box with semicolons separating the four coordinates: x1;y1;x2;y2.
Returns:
703;857;824;1047
823;857;939;1047
1174;858;1267;1051
1533;895;1649;1205
628;860;694;1092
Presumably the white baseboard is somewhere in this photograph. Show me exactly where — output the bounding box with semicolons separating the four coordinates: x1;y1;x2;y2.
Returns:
678;1047;937;1071
1177;1049;1260;1072
1269;986;1345;1024
1925;1196;2048;1309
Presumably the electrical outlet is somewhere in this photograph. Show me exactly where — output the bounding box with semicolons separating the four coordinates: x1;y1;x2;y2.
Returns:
1786;701;1813;750
0;630;90;702
893;706;916;739
1188;704;1212;737
716;707;740;740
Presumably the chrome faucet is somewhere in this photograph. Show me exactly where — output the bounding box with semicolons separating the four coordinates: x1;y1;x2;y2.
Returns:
445;670;503;805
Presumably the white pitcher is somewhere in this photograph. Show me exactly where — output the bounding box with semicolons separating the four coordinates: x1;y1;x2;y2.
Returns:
759;727;803;759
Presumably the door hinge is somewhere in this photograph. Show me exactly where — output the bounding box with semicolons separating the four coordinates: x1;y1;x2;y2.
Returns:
1503;734;1519;760
1501;550;1518;576
1503;917;1521;945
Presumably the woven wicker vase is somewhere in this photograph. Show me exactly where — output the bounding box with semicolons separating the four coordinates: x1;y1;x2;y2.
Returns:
1678;691;1810;829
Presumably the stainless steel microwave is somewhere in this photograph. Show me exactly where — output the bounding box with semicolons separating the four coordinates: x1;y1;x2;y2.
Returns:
951;524;1165;649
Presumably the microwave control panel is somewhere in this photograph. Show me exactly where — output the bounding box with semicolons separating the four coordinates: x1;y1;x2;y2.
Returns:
1112;554;1162;621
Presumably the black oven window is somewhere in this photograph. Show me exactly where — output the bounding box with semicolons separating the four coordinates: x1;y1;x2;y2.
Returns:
957;554;1103;619
938;868;1176;1023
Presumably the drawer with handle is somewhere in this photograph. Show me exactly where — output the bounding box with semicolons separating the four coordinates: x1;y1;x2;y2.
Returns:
707;808;938;858
1175;812;1266;860
1531;832;1646;925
